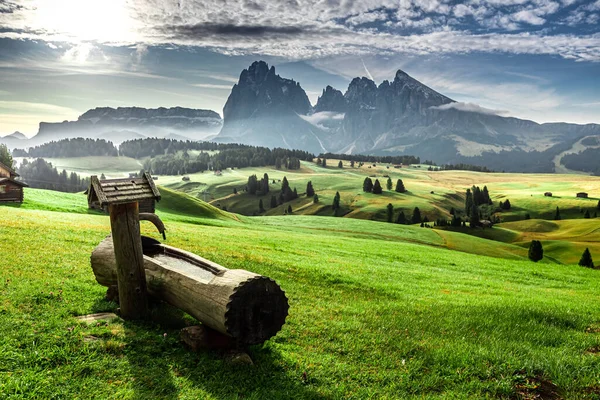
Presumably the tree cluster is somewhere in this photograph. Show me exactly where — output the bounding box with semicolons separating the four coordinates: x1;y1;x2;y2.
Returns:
0;143;13;168
17;158;90;192
15;138;118;158
247;173;270;196
318;152;420;166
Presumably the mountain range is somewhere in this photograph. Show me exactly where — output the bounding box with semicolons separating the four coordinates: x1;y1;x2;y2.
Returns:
2;61;599;173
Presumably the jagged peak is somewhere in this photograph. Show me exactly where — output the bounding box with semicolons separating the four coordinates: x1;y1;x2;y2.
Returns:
395;69;411;80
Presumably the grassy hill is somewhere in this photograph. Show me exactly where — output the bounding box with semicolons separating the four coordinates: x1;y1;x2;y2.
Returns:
1;189;600;398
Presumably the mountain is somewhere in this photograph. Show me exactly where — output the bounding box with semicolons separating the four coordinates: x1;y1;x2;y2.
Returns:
216;61;328;152
4;131;27;140
30;107;222;146
215;61;600;172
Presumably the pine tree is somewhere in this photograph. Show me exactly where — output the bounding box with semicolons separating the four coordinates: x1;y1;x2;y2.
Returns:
411;207;422;224
482;186;491;204
313;194;319;203
233;187;238;194
584;210;591;218
528;240;543;262
100;173;107;180
287;205;293;214
282;176;290;192
306;181;314;197
363;177;373;192
259;199;265;212
579;248;594;268
554;206;561;220
263;173;270;193
465;188;473;214
293;187;298;199
316;158;322;166
387;203;394;223
396;210;406;224
332;191;341;210
350;160;355;168
372;179;383;194
270;195;277;208
0;143;13;168
395;179;406;193
338;160;343;168
449;207;455;215
322;158;327;167
502;199;511;210
470;202;479;227
247;174;258;195
386;177;392;190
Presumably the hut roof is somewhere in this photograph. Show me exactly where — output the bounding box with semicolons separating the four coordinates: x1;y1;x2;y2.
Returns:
0;161;19;178
89;173;160;207
0;177;28;187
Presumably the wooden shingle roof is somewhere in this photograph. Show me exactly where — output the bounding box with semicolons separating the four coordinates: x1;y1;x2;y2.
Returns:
0;161;18;178
89;173;160;207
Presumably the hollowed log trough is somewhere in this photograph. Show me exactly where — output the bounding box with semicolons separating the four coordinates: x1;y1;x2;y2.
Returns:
91;236;289;346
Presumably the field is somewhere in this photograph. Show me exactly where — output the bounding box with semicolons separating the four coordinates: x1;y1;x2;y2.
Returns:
1;188;600;399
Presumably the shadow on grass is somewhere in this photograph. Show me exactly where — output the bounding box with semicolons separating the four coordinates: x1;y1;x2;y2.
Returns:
91;298;327;400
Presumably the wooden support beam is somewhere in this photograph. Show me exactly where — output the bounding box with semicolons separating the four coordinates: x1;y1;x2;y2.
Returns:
108;202;149;320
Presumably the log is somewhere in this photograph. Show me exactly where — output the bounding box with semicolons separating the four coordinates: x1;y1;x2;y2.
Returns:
108;202;149;320
90;236;289;345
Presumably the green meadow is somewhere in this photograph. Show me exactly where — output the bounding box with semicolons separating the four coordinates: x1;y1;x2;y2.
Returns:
1;187;600;399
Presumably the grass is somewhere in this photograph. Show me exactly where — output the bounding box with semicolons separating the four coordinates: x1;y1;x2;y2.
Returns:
1;189;600;398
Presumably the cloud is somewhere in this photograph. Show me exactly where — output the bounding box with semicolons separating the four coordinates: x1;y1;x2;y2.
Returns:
1;0;600;62
430;102;511;116
192;83;234;90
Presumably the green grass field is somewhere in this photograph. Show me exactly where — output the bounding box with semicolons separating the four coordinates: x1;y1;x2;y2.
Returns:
1;188;600;398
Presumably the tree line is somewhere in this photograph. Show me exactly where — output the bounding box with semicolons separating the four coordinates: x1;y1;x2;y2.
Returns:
13;138;118;158
17;158;90;192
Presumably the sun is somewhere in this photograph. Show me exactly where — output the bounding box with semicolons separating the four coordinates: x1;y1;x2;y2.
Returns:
31;0;138;44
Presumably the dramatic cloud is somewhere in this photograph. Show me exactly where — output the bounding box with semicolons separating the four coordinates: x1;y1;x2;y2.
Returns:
0;0;599;61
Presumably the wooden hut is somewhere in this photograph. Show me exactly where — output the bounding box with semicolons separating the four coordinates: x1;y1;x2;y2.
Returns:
544;192;553;197
0;161;28;203
577;192;589;198
88;174;158;213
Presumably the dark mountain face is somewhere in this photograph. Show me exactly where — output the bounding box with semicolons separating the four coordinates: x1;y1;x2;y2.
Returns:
215;61;600;172
314;86;347;113
218;61;325;152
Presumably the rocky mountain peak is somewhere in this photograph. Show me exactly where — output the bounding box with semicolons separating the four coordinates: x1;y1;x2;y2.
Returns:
315;85;347;113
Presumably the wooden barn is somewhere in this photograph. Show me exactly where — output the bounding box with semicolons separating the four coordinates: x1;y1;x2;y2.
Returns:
87;174;158;213
0;161;28;203
577;192;589;198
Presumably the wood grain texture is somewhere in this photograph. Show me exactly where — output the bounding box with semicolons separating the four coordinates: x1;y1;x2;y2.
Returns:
91;236;289;345
108;203;149;320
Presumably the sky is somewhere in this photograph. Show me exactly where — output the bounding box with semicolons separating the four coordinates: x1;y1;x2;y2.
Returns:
0;0;599;137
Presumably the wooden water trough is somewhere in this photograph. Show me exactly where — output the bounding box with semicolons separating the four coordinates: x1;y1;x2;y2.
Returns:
91;236;289;346
88;174;288;346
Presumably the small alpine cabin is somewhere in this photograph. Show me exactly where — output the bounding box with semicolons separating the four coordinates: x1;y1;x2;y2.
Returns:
577;192;589;198
87;174;158;213
0;161;28;203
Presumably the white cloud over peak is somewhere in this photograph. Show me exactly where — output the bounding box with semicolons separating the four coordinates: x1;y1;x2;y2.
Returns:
430;102;511;116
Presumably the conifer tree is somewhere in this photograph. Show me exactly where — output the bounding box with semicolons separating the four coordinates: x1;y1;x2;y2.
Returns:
363;177;373;192
282;176;290;192
579;248;594;268
306;181;315;197
270;195;277;208
584;210;591;219
233;187;238;194
322;158;327;167
465;188;473;214
259;199;265;212
100;173;107;180
386;177;392;190
395;179;406;193
470;202;479;227
338;160;343;168
387;203;394;222
293;187;298;199
396;210;406;224
332;191;341;210
554;206;561;220
411;207;422;224
372;179;383;194
287;205;292;214
247;174;258;195
0;143;13;168
313;194;319;203
263;173;270;193
350;160;355;168
528;240;543;262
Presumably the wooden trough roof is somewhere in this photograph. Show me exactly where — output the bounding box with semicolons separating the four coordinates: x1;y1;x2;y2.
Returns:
0;177;28;187
89;173;160;208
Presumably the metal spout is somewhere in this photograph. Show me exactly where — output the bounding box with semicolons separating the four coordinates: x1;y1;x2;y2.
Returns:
139;213;166;240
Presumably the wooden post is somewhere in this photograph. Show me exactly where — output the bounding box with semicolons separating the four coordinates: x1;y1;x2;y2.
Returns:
109;202;149;320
